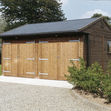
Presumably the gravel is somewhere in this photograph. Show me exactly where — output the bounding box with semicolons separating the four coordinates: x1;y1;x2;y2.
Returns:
0;82;110;111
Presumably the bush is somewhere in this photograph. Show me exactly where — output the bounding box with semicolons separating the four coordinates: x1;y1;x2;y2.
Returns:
103;74;111;102
66;58;111;102
86;63;105;96
66;58;105;96
103;61;111;102
66;58;87;87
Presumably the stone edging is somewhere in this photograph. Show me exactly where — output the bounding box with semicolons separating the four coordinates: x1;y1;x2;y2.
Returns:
71;90;111;111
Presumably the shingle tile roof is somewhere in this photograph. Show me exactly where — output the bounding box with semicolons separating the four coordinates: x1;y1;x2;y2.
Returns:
0;18;99;37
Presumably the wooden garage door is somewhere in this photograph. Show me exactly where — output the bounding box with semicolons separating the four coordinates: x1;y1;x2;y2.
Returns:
57;40;80;80
38;40;80;80
2;39;81;80
2;41;18;76
38;41;58;80
18;41;36;78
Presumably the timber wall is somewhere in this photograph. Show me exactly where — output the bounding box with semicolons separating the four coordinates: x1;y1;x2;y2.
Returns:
83;19;111;70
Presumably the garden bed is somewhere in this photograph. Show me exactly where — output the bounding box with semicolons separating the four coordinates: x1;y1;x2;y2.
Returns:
74;89;111;108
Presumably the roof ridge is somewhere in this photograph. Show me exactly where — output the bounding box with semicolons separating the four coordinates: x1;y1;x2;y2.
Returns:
27;17;99;25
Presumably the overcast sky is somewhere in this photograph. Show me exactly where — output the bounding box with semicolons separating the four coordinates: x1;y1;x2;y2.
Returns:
61;0;111;20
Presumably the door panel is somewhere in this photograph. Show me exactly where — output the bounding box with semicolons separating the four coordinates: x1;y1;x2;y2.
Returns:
48;43;57;80
38;41;79;80
18;42;36;78
38;42;58;80
38;43;49;79
57;42;79;80
24;43;36;77
11;43;18;76
18;43;25;76
2;43;11;76
2;42;18;76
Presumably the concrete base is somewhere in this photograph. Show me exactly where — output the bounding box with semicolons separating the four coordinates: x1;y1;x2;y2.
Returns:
0;76;73;89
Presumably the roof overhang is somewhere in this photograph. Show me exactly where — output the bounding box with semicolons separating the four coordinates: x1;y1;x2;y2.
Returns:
0;31;88;39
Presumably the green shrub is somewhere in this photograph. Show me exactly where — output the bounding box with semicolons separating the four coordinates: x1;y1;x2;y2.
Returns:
103;61;111;102
103;74;111;102
66;58;104;96
86;63;105;96
66;58;111;102
107;60;111;75
66;58;87;86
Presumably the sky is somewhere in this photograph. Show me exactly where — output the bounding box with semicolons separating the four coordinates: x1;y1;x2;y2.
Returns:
60;0;111;20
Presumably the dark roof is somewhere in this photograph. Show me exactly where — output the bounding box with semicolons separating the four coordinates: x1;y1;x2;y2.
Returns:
0;18;100;37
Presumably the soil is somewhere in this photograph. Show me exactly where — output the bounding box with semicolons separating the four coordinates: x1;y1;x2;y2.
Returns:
74;89;111;108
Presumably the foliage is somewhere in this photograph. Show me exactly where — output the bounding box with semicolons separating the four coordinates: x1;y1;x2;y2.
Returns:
0;0;66;31
86;63;105;96
102;61;111;102
92;13;111;21
66;58;111;103
66;58;87;86
91;13;111;26
0;15;6;33
103;74;111;102
66;58;104;96
106;60;111;75
0;16;6;63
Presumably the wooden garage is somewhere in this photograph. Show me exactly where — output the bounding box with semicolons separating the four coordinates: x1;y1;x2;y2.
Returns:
1;17;111;80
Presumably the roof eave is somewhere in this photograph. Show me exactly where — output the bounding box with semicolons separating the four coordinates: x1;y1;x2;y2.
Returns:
0;30;87;38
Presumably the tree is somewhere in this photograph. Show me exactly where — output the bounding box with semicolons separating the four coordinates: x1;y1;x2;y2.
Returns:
91;13;111;25
0;0;66;31
0;16;6;64
0;15;6;33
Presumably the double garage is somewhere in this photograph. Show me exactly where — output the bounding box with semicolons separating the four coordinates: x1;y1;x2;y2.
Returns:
2;17;105;80
2;36;83;80
1;17;111;80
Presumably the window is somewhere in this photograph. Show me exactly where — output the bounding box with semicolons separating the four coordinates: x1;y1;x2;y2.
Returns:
39;41;48;43
3;41;11;44
69;40;80;42
107;41;111;53
26;41;35;43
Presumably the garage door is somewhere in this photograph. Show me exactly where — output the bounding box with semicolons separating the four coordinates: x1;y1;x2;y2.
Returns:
2;39;81;80
38;41;58;80
2;40;36;78
37;40;80;80
2;41;18;76
57;40;80;80
18;41;36;78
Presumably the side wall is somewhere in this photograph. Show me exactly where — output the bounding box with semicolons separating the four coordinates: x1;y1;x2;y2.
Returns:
83;19;111;70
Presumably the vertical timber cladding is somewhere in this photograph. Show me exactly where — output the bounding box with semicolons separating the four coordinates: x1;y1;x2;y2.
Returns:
2;40;36;78
57;40;81;80
38;41;58;80
18;41;36;78
37;37;83;80
2;36;84;80
2;41;18;76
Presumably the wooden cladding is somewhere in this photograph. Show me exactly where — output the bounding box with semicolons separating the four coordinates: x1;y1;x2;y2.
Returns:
2;41;36;78
2;38;84;80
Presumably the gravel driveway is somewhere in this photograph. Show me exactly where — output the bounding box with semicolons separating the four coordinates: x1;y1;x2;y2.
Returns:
0;82;109;111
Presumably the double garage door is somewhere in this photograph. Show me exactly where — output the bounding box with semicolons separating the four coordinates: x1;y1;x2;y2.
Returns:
2;40;82;80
